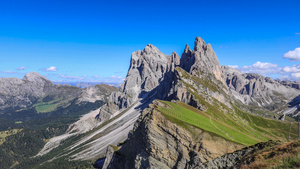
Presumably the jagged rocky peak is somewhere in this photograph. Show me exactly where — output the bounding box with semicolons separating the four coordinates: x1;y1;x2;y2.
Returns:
120;44;180;101
170;51;180;66
142;44;161;55
97;44;180;122
180;44;192;71
180;36;225;84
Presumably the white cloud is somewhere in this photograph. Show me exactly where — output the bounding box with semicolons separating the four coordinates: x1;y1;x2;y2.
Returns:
283;47;300;62
291;73;300;78
282;65;300;73
44;66;57;72
252;61;277;69
243;61;277;69
296;33;300;35
280;64;300;80
227;65;238;69
16;66;26;70
239;61;279;76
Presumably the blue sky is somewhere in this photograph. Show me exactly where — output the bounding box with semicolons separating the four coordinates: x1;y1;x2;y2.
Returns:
0;0;299;83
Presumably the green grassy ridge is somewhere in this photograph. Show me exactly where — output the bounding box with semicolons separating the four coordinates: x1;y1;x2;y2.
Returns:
233;105;299;139
157;100;261;146
177;65;299;142
179;80;269;142
189;84;296;141
157;100;299;147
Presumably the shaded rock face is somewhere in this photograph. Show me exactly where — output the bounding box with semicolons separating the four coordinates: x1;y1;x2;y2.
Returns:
121;44;180;100
104;102;242;169
222;66;300;108
279;80;300;90
180;37;225;85
97;45;180;122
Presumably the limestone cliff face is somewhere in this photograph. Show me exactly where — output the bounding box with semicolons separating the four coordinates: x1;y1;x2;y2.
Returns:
169;66;230;111
222;66;300;108
97;44;180;122
104;101;242;169
279;80;300;90
121;44;180;100
180;37;225;85
163;37;230;111
78;84;118;103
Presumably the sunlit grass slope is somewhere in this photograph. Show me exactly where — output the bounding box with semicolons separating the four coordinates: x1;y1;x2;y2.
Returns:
156;100;298;146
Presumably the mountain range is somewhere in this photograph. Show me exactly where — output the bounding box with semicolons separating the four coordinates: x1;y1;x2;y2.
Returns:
0;37;299;169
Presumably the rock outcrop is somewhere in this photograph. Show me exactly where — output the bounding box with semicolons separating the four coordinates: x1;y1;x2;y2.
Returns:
104;101;242;169
79;84;117;103
196;140;279;168
222;65;300;109
97;44;180;122
121;44;179;100
279;80;300;90
180;37;225;85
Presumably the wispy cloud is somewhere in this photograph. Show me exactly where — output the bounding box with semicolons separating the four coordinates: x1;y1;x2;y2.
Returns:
0;70;21;75
238;61;279;76
295;33;300;35
283;47;300;62
282;65;300;73
243;61;277;69
60;74;83;80
43;66;57;72
235;61;300;80
16;66;26;70
5;71;15;74
227;65;239;69
104;76;125;84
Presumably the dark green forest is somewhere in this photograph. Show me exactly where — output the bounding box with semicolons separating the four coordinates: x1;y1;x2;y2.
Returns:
0;100;103;169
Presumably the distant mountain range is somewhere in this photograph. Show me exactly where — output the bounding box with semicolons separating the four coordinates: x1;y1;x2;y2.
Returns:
53;81;122;88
